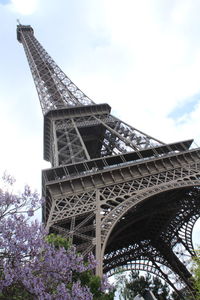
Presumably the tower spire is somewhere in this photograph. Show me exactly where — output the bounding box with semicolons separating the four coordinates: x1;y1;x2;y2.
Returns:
17;24;95;115
17;24;200;298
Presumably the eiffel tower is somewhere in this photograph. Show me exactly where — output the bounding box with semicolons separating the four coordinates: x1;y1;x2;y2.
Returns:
17;24;200;298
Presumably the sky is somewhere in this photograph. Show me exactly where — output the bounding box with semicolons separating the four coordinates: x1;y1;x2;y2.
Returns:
0;0;200;244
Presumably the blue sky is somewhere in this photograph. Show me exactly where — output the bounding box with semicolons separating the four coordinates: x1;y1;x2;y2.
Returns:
169;93;200;121
0;1;200;243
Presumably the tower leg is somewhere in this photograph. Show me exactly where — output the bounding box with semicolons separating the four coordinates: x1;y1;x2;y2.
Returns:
155;239;195;297
95;190;103;277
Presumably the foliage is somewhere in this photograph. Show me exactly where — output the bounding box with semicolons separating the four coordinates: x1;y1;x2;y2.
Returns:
46;233;71;250
46;234;115;300
115;270;181;300
0;173;113;300
193;248;200;299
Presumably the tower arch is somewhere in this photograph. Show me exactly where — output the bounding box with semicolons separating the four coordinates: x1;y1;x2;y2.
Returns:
100;181;200;297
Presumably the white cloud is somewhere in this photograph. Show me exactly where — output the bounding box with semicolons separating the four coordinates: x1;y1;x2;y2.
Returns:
9;0;39;15
83;0;200;145
171;0;193;25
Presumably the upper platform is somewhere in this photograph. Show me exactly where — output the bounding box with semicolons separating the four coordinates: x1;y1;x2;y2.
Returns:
17;25;34;43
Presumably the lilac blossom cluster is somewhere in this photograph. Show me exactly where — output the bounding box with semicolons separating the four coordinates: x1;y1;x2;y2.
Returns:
0;173;112;299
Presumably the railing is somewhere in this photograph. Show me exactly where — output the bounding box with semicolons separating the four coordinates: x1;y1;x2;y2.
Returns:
42;140;196;187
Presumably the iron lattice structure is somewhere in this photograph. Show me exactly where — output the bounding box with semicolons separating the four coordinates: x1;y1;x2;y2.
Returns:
17;25;200;299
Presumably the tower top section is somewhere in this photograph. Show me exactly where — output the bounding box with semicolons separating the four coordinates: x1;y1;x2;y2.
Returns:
17;25;34;43
17;24;167;166
17;24;95;114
